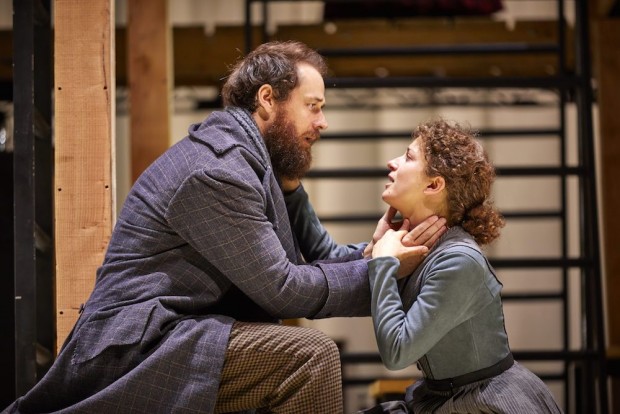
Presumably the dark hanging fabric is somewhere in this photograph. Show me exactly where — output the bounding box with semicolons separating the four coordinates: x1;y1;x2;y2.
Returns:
324;0;504;19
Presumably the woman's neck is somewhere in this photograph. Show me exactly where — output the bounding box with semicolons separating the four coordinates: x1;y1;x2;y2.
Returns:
405;207;437;228
405;200;448;227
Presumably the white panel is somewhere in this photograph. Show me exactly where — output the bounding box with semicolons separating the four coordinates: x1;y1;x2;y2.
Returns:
313;141;379;169
0;0;11;29
487;137;560;167
503;301;564;349
322;222;376;246
306;179;385;216
493;220;563;258
494;177;562;211
498;269;563;293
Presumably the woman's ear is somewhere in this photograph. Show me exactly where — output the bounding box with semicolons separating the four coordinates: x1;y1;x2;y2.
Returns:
425;176;446;195
256;84;275;120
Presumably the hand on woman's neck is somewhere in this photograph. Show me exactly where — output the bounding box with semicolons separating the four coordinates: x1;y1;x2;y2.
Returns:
406;200;448;228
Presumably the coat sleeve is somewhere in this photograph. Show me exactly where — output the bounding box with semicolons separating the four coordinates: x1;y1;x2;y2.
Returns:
369;249;495;370
165;163;371;319
284;184;366;262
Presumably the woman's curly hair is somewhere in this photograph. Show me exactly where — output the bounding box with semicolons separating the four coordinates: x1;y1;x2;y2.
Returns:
221;41;327;112
414;119;505;245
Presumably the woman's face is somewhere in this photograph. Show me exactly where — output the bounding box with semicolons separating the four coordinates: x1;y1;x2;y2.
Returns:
382;138;431;218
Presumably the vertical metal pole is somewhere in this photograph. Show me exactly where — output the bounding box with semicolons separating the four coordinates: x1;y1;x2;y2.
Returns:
574;0;608;412
261;0;268;43
555;0;572;410
244;0;252;54
12;0;53;398
13;0;37;396
33;0;54;379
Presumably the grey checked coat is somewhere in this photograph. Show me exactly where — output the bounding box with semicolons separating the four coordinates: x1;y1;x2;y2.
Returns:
5;108;371;414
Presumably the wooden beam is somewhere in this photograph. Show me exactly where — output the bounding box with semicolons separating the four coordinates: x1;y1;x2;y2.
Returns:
126;19;574;87
368;379;414;402
53;0;115;351
127;0;172;181
275;19;572;79
591;0;620;399
593;19;620;357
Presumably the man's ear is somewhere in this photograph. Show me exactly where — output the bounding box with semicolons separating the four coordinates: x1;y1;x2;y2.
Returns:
425;176;446;195
256;84;276;120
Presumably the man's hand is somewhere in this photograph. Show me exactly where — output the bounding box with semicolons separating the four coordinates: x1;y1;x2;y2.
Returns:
368;214;447;277
397;215;447;277
363;207;401;258
364;210;447;259
372;220;430;278
402;216;447;249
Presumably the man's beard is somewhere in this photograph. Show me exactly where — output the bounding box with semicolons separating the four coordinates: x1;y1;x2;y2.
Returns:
263;107;315;180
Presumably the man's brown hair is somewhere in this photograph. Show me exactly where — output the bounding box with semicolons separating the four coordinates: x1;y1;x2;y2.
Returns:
222;41;328;112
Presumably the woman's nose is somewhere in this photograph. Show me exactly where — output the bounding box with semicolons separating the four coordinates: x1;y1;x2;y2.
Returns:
387;158;398;170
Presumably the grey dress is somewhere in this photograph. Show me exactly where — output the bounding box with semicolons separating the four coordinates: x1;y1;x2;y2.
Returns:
369;227;562;413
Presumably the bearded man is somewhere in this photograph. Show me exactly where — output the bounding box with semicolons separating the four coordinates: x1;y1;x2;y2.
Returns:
4;41;443;414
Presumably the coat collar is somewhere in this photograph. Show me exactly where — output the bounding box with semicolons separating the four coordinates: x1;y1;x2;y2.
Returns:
187;107;271;169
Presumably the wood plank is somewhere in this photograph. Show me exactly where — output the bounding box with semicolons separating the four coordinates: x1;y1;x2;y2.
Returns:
275;19;572;79
120;19;573;87
127;0;172;181
368;379;414;399
53;0;115;351
593;18;620;356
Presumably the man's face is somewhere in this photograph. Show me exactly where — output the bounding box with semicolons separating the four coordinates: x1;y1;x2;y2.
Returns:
264;63;328;180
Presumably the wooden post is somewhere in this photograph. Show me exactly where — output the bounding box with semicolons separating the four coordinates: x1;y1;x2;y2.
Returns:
592;10;620;413
54;0;115;351
127;0;173;182
595;18;620;354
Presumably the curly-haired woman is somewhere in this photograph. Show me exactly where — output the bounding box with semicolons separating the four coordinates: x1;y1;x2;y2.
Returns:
365;119;562;413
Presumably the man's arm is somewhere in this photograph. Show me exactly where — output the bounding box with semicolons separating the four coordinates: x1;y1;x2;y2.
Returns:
283;182;446;267
284;183;365;262
166;168;371;319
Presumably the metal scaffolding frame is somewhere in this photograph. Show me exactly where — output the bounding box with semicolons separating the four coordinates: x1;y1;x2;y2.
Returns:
8;0;606;411
12;0;54;400
244;0;607;412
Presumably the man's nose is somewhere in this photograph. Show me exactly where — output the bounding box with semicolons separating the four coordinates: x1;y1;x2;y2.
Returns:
314;113;328;130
